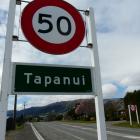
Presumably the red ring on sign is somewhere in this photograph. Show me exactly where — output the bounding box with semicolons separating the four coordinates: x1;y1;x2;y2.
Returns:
21;0;85;55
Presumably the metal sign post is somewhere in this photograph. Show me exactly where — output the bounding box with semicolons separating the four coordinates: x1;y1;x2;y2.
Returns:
0;0;16;140
129;104;140;125
128;105;132;126
135;105;140;125
88;8;107;140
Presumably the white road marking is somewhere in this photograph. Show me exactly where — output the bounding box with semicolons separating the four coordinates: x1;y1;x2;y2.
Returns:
62;124;96;132
30;123;45;140
107;126;140;133
48;125;85;140
107;131;140;140
61;123;140;139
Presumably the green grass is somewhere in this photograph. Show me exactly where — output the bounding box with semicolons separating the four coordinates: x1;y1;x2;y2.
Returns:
16;124;24;130
61;120;96;124
113;122;140;128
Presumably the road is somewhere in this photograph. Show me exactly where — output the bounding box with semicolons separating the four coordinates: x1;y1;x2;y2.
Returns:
31;121;140;140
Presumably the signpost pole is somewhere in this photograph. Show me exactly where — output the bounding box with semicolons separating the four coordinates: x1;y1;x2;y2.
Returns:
0;0;16;139
128;105;132;126
88;8;107;140
135;105;140;125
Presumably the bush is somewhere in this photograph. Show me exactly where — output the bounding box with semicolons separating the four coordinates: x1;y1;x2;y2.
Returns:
56;114;63;120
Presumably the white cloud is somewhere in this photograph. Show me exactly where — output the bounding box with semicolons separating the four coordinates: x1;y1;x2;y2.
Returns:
120;77;131;86
16;103;24;111
0;24;6;37
0;66;2;85
11;95;94;110
66;0;93;9
94;0;140;34
102;83;117;98
120;72;140;94
125;86;140;93
98;34;140;81
11;41;92;66
7;95;15;110
120;75;140;87
0;0;9;10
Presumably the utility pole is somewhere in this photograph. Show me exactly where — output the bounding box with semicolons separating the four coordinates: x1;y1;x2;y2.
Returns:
13;94;17;130
23;101;26;121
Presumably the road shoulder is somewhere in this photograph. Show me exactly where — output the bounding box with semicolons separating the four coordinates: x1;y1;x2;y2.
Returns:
6;123;37;140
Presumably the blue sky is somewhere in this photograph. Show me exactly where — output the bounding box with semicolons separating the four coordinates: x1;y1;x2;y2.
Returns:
0;0;140;110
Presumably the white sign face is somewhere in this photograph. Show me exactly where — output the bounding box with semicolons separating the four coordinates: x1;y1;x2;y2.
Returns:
130;105;136;112
32;6;76;44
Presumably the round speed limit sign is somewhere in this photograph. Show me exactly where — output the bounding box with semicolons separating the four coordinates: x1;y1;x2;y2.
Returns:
21;0;85;55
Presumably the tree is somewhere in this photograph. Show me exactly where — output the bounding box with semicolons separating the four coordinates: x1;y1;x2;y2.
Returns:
124;90;140;121
56;114;63;120
16;115;24;126
104;102;118;121
75;100;95;120
47;112;57;121
67;107;78;120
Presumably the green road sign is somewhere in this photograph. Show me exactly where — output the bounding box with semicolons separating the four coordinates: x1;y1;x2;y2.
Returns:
12;63;93;95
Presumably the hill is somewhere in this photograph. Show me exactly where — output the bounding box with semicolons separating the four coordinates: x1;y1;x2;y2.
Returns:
7;98;124;117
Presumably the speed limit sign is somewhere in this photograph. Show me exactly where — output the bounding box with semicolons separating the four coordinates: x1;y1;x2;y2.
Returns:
21;0;85;54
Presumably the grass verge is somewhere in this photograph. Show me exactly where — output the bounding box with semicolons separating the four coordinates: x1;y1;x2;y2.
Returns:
6;124;24;140
16;124;24;130
61;120;96;124
113;122;140;128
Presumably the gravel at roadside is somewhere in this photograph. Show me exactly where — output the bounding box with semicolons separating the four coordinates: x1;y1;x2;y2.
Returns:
6;123;37;140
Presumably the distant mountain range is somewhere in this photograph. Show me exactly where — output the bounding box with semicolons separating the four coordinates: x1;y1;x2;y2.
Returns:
7;98;124;118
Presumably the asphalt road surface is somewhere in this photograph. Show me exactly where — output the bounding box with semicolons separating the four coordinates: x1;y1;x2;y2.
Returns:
31;122;140;140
